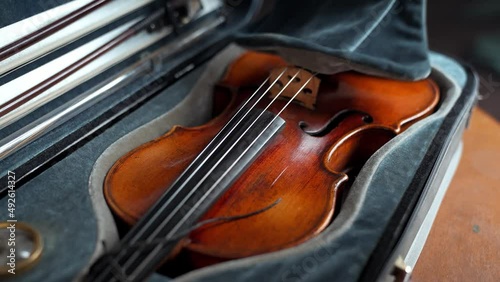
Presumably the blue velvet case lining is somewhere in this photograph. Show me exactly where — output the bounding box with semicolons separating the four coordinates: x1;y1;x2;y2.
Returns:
0;44;467;282
1;0;430;81
88;45;465;282
0;1;465;281
235;0;430;80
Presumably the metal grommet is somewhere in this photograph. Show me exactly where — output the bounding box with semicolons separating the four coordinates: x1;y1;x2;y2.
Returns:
0;222;43;275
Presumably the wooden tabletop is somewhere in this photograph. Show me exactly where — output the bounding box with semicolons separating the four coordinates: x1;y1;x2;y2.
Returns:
413;108;500;281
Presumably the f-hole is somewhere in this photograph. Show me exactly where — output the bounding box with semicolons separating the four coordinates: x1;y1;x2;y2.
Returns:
299;109;373;137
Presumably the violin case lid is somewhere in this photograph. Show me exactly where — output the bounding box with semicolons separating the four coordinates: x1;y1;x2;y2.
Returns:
0;0;478;281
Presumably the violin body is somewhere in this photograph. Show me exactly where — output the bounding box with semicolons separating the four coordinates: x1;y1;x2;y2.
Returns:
103;51;439;270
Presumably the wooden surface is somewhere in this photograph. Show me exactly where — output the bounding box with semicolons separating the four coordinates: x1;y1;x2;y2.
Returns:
413;108;500;281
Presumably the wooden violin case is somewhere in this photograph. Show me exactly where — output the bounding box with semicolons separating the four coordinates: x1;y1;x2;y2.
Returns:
0;0;478;281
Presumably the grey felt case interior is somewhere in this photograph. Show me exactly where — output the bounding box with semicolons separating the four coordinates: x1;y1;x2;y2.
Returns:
0;43;468;282
0;1;473;281
86;45;465;282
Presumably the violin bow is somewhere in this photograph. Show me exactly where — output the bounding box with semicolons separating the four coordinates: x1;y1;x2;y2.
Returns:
0;0;112;62
0;7;167;118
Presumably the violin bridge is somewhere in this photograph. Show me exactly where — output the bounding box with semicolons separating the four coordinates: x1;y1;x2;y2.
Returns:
269;67;320;110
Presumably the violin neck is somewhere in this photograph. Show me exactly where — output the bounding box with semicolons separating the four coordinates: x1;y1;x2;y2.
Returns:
87;109;285;281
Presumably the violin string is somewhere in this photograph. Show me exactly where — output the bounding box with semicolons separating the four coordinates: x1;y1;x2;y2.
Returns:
124;70;284;243
128;71;316;279
95;69;289;280
124;198;282;252
118;72;289;268
105;198;282;282
120;69;302;279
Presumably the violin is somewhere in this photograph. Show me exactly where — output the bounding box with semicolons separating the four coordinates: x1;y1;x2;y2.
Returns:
86;51;439;281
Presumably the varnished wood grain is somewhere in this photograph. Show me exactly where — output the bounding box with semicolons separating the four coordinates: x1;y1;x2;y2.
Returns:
104;51;440;269
413;108;500;281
